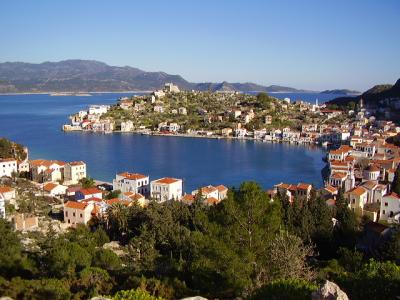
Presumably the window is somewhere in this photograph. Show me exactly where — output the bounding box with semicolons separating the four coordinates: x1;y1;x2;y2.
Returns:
68;219;70;224
385;202;388;207
73;212;76;217
66;211;68;217
383;210;386;215
80;213;83;218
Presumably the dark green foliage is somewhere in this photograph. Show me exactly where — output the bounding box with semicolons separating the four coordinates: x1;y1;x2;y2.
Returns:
0;219;24;278
336;259;400;300
249;279;317;300
2;180;399;300
79;177;96;188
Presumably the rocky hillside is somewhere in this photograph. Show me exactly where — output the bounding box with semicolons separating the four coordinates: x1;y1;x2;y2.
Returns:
326;79;400;107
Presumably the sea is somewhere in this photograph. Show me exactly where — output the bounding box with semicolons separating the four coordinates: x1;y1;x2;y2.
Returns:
0;92;342;192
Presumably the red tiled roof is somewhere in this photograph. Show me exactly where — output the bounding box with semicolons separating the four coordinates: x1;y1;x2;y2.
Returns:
215;185;228;192
78;187;102;195
118;172;147;180
205;197;219;205
0;186;14;193
347;186;367;197
69;161;85;166
153;177;180;184
43;183;58;192
65;201;89;210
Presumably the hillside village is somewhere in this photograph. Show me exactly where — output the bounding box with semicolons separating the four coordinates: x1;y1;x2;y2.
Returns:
64;83;355;144
3;87;400;232
2;87;400;299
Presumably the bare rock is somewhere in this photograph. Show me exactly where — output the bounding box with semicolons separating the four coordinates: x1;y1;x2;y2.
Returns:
312;280;349;300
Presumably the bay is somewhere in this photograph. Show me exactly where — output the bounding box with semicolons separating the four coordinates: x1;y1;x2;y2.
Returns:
0;93;336;192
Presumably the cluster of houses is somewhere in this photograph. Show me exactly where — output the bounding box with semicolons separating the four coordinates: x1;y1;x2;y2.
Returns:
62;104;114;132
64;171;228;227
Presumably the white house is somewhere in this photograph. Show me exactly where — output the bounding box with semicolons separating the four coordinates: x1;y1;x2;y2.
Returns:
43;182;68;196
151;177;183;202
88;105;109;115
113;172;149;195
0;186;16;201
380;193;400;223
0;158;18;177
64;161;87;185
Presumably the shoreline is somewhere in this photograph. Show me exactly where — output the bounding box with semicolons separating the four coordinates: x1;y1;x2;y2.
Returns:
63;128;324;147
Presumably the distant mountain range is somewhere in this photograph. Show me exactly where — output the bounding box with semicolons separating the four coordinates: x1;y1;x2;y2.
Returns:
327;79;400;107
0;59;314;93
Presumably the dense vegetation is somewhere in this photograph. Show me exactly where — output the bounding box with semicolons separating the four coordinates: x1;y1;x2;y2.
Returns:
0;137;27;161
0;182;399;299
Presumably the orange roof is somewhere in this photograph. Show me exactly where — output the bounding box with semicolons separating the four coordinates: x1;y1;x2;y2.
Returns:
123;192;145;201
0;186;14;193
118;172;147;180
330;172;347;179
205;197;219;205
65;201;89;210
200;186;218;194
43;182;58;192
69;161;85;166
348;186;367;197
215;185;228;192
297;183;312;190
82;197;103;203
388;168;396;173
153;177;180;184
30;159;66;168
324;185;337;194
78;187;102;195
181;194;195;202
385;192;400;200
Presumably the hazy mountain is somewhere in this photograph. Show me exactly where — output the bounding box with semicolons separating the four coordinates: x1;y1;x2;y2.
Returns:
321;89;360;95
0;59;311;93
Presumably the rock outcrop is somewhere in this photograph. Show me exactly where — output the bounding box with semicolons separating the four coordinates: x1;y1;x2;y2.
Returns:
311;280;349;300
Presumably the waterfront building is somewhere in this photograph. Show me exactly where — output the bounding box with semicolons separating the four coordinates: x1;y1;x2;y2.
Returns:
113;172;149;196
0;158;18;177
64;161;87;185
150;177;183;202
274;182;312;202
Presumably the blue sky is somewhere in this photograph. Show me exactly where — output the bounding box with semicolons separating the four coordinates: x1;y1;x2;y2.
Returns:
0;0;399;90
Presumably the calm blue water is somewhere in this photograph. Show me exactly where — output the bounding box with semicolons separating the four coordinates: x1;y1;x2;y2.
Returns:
0;93;335;191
